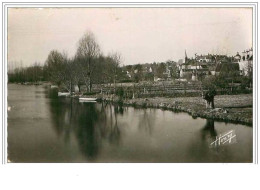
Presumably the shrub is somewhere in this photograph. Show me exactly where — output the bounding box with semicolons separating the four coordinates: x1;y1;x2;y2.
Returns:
116;87;124;98
83;91;99;95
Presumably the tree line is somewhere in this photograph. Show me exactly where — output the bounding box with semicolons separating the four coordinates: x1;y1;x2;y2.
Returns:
46;31;124;93
8;31;123;93
8;63;48;83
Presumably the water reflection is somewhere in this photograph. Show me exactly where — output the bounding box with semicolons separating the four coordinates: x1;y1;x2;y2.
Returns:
138;109;155;135
47;89;122;160
109;104;121;145
201;119;217;142
74;103;100;159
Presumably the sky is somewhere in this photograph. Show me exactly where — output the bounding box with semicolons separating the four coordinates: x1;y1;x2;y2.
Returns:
8;8;252;67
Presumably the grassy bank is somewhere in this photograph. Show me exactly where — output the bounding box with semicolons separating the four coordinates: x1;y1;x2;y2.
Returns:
98;94;253;126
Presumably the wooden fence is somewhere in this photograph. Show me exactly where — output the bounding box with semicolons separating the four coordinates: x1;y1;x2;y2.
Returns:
87;81;252;98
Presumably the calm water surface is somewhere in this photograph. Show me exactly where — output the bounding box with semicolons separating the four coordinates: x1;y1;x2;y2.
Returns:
8;84;253;162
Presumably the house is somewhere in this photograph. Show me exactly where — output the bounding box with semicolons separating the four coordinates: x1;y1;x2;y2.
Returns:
179;63;208;80
234;52;241;62
126;71;131;78
196;55;211;63
236;48;253;76
179;51;209;81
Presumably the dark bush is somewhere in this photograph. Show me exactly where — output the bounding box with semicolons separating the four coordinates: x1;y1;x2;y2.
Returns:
116;87;124;98
83;91;99;95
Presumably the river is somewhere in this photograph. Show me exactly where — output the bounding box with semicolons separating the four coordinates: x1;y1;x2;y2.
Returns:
7;84;253;163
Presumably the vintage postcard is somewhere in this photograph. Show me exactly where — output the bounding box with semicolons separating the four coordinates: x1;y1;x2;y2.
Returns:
1;2;259;190
5;5;255;163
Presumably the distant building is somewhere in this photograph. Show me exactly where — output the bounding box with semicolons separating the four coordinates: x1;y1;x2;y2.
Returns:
126;71;131;78
178;50;242;80
196;55;211;63
234;48;253;76
154;77;165;82
234;52;241;62
179;51;209;80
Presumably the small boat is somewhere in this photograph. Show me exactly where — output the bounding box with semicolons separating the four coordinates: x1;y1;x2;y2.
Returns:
51;85;58;89
58;92;70;96
79;97;97;103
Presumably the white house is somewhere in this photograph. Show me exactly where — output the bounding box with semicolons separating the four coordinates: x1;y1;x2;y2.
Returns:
236;48;253;76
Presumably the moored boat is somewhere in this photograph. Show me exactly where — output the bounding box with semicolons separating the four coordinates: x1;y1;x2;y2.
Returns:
51;85;58;89
79;97;97;103
58;92;70;96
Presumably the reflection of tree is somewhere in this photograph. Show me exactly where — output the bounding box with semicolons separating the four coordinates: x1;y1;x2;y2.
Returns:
201;119;217;142
47;88;122;161
113;100;124;115
73;103;99;160
97;102;109;138
138;109;154;135
185;119;219;162
48;88;71;138
108;104;120;145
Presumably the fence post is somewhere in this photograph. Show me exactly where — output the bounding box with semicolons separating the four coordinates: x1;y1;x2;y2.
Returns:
133;84;135;99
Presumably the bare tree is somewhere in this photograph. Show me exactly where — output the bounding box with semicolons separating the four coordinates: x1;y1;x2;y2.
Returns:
71;57;85;92
76;31;100;92
108;52;122;93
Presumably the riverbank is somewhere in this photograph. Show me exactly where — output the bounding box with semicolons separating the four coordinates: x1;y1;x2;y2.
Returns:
93;94;253;126
16;82;252;126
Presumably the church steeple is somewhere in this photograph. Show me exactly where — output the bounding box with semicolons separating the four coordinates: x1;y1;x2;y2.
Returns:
185;50;188;63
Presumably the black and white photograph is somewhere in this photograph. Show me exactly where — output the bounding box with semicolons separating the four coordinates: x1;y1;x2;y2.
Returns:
0;1;259;190
5;6;255;163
